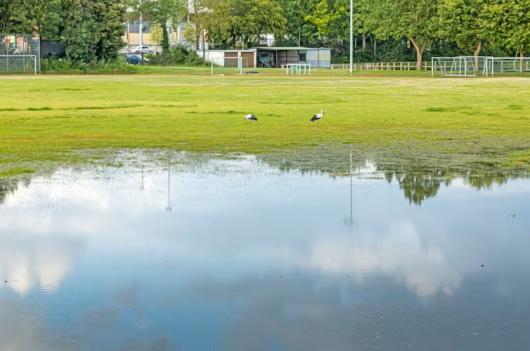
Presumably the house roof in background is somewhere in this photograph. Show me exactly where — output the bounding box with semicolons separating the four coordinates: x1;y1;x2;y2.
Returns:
255;47;331;51
256;47;308;51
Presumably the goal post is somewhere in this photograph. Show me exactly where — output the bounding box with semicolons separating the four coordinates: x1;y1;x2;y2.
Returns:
1;34;40;74
0;54;38;75
432;56;529;77
431;56;489;77
210;56;248;76
286;63;312;75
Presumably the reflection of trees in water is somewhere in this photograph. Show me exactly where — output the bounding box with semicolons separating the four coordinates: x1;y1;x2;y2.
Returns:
0;179;23;205
260;146;529;205
397;173;442;205
259;145;368;177
381;163;525;205
1;148;527;206
467;171;509;189
380;165;450;205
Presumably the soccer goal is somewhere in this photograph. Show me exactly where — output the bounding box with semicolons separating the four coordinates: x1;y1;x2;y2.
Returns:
1;34;40;74
286;63;311;75
210;56;248;76
0;54;38;74
432;56;530;77
432;56;494;77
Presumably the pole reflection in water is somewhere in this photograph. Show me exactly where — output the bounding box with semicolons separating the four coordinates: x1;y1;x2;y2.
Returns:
140;164;144;191
166;156;172;212
344;147;354;226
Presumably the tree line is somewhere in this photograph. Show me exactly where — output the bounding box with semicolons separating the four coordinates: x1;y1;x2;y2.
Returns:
1;0;528;68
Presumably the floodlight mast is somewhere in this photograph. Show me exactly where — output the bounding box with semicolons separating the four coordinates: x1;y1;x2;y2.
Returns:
139;0;144;47
349;0;353;74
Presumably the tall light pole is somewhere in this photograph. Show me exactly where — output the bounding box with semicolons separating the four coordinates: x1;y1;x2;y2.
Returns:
139;0;144;47
350;0;353;74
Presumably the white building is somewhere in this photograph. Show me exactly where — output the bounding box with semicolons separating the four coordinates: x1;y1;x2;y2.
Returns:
123;0;200;52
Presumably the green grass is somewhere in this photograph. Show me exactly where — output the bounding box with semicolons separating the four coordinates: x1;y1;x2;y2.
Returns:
0;72;529;177
0;167;35;177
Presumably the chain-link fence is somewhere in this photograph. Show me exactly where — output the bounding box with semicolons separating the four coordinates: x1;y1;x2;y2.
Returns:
0;34;40;74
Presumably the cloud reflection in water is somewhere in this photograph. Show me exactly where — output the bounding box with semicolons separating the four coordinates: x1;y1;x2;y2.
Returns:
0;155;529;350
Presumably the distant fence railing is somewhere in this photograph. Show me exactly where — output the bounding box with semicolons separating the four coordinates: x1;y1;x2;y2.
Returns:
331;62;432;71
333;58;530;74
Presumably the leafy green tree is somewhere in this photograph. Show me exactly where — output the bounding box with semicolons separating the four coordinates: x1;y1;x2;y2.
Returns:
181;0;220;52
13;0;61;38
275;0;318;47
93;0;126;60
201;0;287;49
61;0;125;63
61;0;99;62
304;0;349;46
138;0;183;51
0;0;16;33
358;0;440;69
492;0;530;71
438;0;496;65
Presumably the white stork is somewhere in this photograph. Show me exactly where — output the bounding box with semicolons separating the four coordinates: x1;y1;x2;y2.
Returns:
245;114;258;121
310;110;324;122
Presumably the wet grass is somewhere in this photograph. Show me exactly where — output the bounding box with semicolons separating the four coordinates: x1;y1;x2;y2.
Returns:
0;167;35;177
0;74;529;176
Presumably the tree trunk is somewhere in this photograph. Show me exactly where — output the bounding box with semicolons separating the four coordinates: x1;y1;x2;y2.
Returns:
474;40;482;71
410;39;423;70
362;35;366;51
36;23;43;72
37;23;43;57
520;51;525;73
195;26;200;51
201;29;205;60
161;20;169;52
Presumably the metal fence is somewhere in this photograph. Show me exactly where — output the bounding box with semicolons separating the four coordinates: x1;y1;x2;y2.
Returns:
491;57;530;73
331;62;432;71
0;34;40;74
432;56;530;77
333;58;530;76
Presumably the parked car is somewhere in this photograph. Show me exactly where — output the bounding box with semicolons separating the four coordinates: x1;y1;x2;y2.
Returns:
131;45;155;55
127;54;141;65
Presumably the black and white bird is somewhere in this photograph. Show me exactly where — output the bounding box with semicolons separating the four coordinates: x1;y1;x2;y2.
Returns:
310;110;324;122
245;114;258;121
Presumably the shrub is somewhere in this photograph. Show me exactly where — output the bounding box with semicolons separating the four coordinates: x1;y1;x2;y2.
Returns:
42;57;133;74
146;46;207;66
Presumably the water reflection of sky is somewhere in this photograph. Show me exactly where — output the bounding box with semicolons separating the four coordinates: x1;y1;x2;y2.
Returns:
0;156;529;350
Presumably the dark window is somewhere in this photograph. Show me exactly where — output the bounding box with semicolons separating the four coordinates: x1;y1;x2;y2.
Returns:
127;21;152;33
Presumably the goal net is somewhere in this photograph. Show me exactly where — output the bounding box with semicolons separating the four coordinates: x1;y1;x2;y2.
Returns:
0;34;40;74
0;55;38;74
210;56;249;76
432;56;529;77
432;56;494;77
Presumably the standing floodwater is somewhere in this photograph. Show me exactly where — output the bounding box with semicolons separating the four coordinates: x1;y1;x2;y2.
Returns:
0;155;529;351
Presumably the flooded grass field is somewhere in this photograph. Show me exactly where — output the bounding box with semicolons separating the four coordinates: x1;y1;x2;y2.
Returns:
1;75;529;176
1;152;529;350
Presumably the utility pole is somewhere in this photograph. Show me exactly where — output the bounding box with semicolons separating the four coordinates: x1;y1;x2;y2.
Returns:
350;0;353;74
298;0;302;47
139;0;144;47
